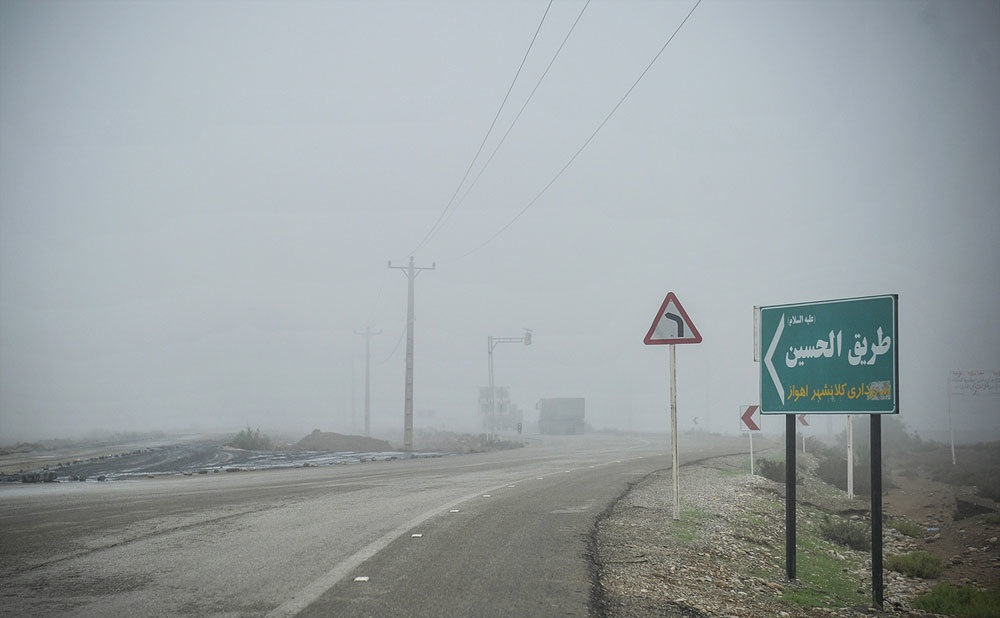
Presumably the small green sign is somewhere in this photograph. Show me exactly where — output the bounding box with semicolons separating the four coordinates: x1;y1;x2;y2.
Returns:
759;295;898;414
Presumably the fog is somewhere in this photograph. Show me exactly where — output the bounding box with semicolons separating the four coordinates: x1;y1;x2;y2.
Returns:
1;1;998;445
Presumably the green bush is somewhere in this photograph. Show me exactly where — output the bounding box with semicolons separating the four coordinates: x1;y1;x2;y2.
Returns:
756;458;785;483
885;550;943;579
914;583;1000;617
886;517;926;538
820;515;871;551
229;426;273;451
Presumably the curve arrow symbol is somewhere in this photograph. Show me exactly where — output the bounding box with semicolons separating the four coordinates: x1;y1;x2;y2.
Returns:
764;314;785;406
741;405;760;431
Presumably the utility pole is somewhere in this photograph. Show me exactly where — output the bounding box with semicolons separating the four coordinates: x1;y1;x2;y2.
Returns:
354;327;382;437
388;256;435;451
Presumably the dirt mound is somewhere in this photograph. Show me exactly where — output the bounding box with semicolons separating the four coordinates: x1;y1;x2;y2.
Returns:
292;430;392;453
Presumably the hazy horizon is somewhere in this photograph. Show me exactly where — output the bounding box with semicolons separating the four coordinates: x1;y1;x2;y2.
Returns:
2;1;997;445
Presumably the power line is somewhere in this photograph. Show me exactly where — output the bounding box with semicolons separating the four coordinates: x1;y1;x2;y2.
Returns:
447;0;703;262
433;0;593;239
409;0;555;256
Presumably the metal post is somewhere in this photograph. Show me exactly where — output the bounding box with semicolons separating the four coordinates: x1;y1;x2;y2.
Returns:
355;327;382;437
485;331;532;443
388;257;434;452
948;372;956;465
786;413;796;580
670;344;679;521
871;414;884;609
749;429;754;476
847;414;854;500
487;336;495;442
365;329;372;437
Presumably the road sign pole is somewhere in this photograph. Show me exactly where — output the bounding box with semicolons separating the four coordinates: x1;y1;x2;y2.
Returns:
643;291;699;523
670;344;679;521
847;415;854;499
785;413;796;580
749;430;754;476
871;414;884;609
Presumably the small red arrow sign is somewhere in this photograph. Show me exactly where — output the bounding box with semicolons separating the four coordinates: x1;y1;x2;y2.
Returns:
797;414;809;426
741;405;760;431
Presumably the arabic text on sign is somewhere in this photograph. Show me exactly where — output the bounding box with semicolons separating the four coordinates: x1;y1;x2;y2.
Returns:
784;326;891;368
787;381;893;403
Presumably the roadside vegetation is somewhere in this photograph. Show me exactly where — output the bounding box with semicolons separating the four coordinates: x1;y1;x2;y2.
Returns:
885;550;943;579
229;426;274;451
885;516;925;538
913;583;1000;618
819;514;871;551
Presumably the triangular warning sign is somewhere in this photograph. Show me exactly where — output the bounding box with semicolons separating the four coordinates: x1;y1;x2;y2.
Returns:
644;292;702;345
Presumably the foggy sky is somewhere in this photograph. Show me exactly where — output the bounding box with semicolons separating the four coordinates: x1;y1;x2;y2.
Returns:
2;0;998;444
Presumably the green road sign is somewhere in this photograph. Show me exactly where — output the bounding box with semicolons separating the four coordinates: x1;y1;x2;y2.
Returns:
759;295;898;414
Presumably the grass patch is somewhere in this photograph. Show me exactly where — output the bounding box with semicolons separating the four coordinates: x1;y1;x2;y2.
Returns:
716;466;746;478
781;533;868;608
886;517;926;538
819;515;871;551
779;506;869;609
913;583;1000;618
736;512;768;527
984;513;1000;526
667;509;712;542
885;551;943;579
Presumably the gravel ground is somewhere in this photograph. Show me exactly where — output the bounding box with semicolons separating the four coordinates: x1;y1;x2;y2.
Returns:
591;454;950;618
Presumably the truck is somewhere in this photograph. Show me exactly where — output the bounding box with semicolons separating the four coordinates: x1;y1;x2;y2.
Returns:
537;398;585;435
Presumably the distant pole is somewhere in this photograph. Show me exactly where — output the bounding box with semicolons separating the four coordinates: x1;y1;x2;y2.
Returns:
670;344;679;521
488;335;495;441
354;327;382;437
947;372;956;465
487;330;532;442
388;257;435;451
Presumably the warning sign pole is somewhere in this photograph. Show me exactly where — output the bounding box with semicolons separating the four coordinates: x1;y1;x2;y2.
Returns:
643;291;701;523
669;344;679;521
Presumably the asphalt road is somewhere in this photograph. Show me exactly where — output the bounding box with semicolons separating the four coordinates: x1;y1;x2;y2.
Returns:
0;433;745;617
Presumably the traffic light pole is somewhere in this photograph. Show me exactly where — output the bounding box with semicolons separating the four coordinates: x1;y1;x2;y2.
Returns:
487;330;532;442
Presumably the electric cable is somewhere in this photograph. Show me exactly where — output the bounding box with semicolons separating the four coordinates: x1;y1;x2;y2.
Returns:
446;0;702;262
434;0;592;238
409;0;555;257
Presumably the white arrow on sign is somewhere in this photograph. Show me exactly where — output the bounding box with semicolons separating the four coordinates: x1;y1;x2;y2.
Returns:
763;313;785;405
